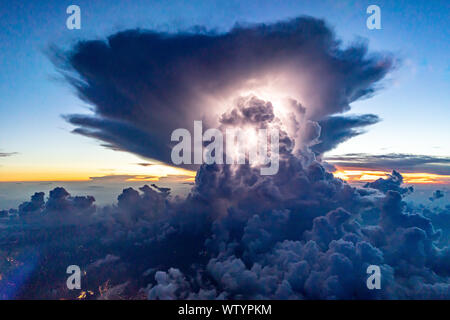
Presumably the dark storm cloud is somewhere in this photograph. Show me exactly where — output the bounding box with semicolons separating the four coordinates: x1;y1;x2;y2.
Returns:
311;114;380;155
66;115;171;164
2;159;450;299
6;16;448;300
4;96;442;301
18;192;45;214
142;162;449;299
325;153;450;175
51;16;393;163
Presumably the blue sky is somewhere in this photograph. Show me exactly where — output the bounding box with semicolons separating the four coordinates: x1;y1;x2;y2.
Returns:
0;0;449;184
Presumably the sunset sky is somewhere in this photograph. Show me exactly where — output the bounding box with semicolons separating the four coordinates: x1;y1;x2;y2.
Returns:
0;0;449;203
1;0;450;301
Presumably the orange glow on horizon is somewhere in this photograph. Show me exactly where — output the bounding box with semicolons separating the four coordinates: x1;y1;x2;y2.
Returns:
0;165;196;183
1;164;448;185
333;167;450;184
0;170;96;182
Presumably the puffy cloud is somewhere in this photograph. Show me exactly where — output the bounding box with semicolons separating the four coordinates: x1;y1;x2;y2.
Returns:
1;159;449;299
10;187;96;225
18;192;45;215
148;268;201;300
364;170;414;196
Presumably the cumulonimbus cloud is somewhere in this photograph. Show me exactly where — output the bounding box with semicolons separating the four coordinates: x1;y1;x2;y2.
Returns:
1;92;447;299
5;17;447;301
312;115;381;155
50;16;394;164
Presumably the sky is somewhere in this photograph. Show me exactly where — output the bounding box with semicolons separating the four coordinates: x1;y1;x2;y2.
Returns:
1;0;450;301
0;0;449;206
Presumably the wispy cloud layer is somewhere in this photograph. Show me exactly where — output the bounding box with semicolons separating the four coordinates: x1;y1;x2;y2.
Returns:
0;152;17;157
326;153;450;175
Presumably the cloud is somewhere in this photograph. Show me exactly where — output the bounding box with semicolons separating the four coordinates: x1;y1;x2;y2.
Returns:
312;115;380;155
137;163;155;167
50;16;394;165
325;153;450;175
88;254;120;269
430;190;445;201
364;170;414;196
0;152;18;157
88;174;193;183
4;16;447;300
11;187;96;226
2;157;450;299
89;175;148;182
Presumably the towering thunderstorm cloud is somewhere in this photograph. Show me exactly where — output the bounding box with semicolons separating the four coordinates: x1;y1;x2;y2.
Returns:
1;17;448;299
52;16;393;163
